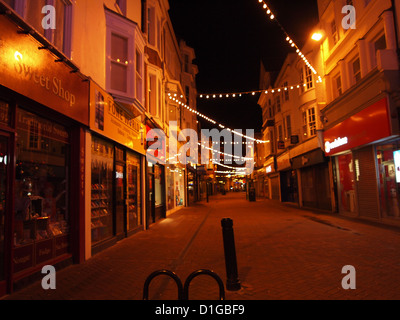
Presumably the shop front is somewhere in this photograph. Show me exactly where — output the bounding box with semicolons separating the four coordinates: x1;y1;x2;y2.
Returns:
292;149;331;211
187;164;198;205
263;157;277;200
89;81;145;255
166;164;185;215
277;152;298;203
145;123;166;226
324;96;399;223
0;13;88;295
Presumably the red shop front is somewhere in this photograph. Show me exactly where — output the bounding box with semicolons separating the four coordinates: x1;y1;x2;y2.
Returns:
324;97;400;223
0;12;88;295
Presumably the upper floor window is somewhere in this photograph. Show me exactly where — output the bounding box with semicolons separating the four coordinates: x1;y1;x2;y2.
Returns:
375;34;387;52
334;74;342;98
307;108;317;136
283;81;289;101
305;67;313;90
147;5;161;51
352;57;361;84
300;71;305;94
286;115;292;139
300;66;313;93
149;74;157;115
105;9;140;100
136;49;143;102
9;0;73;56
275;95;281;113
111;33;129;93
331;19;339;46
278;125;283;142
303;108;316;137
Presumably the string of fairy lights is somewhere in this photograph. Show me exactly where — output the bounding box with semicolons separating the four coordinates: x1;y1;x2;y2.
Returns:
198;81;318;100
196;0;322;99
167;1;323;176
168;94;269;144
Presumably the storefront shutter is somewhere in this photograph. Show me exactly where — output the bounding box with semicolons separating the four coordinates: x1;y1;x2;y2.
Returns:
354;146;380;219
270;175;280;201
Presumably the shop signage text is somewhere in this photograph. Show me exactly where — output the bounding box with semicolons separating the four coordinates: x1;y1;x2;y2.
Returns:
0;16;89;125
14;55;76;107
324;137;348;153
324;98;390;156
90;81;145;155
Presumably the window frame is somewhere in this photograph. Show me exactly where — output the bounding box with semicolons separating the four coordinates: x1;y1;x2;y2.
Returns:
334;73;342;98
105;9;136;99
12;0;73;57
352;56;361;84
307;107;317;137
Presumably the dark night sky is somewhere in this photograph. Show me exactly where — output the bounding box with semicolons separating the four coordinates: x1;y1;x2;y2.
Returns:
168;0;319;133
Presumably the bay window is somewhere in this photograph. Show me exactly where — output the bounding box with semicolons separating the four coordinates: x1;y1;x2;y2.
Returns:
105;8;145;107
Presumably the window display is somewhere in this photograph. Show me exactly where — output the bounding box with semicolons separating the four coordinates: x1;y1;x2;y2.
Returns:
14;109;69;272
167;165;184;211
127;152;141;230
377;143;400;218
187;170;196;205
91;137;114;245
336;153;356;213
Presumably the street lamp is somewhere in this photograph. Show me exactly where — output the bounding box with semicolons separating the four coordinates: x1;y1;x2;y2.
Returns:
311;32;323;41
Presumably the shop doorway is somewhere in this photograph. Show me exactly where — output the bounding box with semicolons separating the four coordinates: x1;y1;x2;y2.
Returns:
280;170;299;203
336;153;357;214
115;162;125;239
146;163;165;226
0;135;9;296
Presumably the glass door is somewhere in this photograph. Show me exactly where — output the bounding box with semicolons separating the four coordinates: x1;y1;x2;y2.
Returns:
126;153;141;231
115;163;125;236
147;163;155;225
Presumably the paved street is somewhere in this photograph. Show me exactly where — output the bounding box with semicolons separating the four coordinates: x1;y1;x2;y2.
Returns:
3;192;400;300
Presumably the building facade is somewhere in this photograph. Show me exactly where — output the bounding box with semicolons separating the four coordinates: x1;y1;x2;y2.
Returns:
0;1;89;295
0;0;198;296
319;0;400;225
258;41;331;211
257;0;400;226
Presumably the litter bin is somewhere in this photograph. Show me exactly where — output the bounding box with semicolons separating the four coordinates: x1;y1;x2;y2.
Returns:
249;188;256;202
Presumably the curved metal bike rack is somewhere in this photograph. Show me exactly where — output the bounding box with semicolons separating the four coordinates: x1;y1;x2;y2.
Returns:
143;269;184;300
183;269;225;300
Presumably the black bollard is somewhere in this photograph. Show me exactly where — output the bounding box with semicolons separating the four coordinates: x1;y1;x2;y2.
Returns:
221;218;241;291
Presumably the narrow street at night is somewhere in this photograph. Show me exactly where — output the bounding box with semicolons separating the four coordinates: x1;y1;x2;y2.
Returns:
1;0;400;310
4;192;400;301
